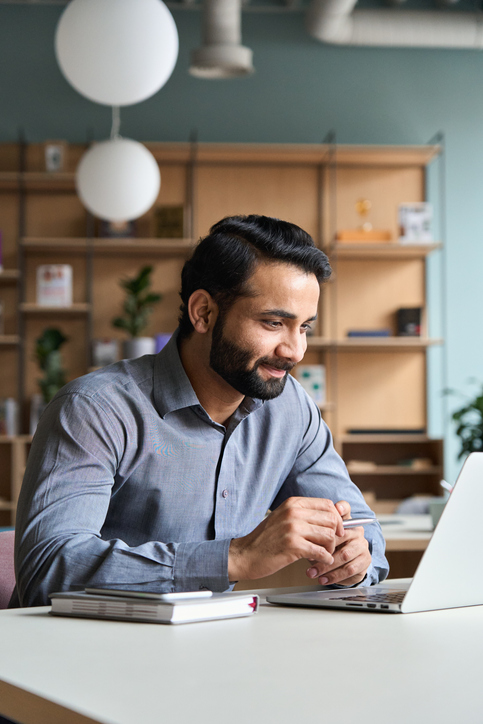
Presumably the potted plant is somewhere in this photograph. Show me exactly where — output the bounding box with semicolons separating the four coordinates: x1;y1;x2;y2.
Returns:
31;327;68;433
447;380;483;459
112;265;162;359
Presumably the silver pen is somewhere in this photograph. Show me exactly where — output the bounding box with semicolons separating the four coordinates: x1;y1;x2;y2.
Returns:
342;517;378;529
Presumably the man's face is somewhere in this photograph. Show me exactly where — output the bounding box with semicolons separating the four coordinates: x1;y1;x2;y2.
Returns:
209;262;320;400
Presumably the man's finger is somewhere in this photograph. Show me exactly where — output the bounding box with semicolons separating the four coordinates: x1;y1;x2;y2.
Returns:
335;500;351;520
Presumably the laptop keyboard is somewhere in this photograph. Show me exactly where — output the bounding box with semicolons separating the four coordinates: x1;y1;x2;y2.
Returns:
327;590;406;604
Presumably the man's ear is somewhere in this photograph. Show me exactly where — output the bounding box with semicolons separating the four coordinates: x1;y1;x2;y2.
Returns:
188;290;218;334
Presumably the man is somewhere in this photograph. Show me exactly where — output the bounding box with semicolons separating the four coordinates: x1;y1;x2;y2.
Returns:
11;214;388;607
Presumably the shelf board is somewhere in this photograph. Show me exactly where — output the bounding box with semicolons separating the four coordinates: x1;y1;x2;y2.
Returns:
339;434;435;443
0;269;20;283
307;337;443;351
0;500;15;511
347;465;443;476
146;142;441;167
0;335;20;346
0;171;76;192
21;238;195;255
330;242;442;259
20;303;91;315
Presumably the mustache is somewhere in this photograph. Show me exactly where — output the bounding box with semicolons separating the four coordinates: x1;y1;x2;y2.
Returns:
254;357;295;373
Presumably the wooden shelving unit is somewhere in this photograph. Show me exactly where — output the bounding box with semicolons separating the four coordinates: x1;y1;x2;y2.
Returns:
0;139;445;524
19;303;91;315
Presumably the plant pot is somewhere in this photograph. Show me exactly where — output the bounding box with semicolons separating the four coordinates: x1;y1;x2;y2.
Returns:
122;337;156;360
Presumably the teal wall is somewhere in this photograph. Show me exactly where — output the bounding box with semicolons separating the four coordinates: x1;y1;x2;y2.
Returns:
2;5;482;480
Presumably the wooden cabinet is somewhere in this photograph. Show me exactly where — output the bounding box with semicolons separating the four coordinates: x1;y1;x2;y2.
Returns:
0;140;444;524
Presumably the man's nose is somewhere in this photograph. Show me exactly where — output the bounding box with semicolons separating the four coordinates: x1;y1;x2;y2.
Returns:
275;332;306;364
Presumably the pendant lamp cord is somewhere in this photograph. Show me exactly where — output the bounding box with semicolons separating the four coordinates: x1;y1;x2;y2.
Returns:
111;106;121;140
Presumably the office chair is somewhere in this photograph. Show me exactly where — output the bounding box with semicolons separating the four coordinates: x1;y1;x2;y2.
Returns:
0;530;15;609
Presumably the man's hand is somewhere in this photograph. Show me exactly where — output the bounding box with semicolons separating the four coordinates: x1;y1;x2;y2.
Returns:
228;497;345;582
306;501;371;586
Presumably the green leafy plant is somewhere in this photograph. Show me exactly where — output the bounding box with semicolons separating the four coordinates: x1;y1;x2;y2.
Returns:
112;265;162;338
35;328;68;403
447;380;483;459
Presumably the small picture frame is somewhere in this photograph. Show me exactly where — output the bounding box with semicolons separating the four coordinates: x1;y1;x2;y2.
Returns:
154;205;185;238
44;141;67;173
398;203;433;244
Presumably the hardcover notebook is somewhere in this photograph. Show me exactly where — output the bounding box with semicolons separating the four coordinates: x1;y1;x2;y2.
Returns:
49;590;259;625
267;452;483;614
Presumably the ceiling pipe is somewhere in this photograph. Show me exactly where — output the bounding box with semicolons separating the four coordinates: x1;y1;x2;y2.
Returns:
190;0;254;78
306;0;483;48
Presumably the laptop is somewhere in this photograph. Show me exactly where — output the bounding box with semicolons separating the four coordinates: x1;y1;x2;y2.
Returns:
267;452;483;614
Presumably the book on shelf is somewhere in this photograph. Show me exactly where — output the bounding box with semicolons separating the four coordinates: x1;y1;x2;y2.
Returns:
49;589;259;625
347;329;391;337
347;428;427;436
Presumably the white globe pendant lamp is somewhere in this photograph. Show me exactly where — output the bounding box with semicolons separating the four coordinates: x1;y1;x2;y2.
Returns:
76;138;161;222
55;0;179;106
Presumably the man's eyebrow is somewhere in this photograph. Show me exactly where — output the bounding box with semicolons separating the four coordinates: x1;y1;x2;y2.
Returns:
259;309;318;322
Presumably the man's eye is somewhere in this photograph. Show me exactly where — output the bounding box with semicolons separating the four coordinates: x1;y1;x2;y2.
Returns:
263;320;281;328
301;324;312;333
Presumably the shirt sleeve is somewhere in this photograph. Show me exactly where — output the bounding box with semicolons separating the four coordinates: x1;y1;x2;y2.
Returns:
13;392;231;607
270;396;389;586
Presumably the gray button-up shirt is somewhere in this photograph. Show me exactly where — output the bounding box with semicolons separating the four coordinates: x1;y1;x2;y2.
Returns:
12;332;388;607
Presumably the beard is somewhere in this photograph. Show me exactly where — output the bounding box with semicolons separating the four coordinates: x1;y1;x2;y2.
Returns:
209;314;294;400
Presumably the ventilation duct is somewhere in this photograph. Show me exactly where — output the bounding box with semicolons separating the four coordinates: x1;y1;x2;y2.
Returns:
306;0;483;48
190;0;254;79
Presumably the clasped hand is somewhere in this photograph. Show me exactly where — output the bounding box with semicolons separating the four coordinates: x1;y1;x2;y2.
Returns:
228;497;371;587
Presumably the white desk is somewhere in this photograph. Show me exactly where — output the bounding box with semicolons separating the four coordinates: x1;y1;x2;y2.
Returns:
1;582;482;724
378;513;433;551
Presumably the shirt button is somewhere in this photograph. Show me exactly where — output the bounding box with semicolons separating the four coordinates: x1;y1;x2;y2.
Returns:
222;489;229;498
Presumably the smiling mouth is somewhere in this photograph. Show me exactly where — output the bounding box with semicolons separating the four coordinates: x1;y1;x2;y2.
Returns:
259;364;288;379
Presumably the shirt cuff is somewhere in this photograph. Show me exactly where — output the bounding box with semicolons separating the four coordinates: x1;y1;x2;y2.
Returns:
173;539;231;592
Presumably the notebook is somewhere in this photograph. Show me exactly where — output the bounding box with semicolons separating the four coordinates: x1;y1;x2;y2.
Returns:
267;452;483;614
49;589;259;624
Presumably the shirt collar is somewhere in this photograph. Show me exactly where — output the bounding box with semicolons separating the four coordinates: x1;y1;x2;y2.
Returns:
153;328;264;420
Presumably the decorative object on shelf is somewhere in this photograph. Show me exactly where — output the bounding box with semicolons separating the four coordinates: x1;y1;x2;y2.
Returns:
54;0;178;107
154;205;185;238
0;398;18;436
76;138;161;222
44;141;67;172
112;265;162;359
35;328;68;405
92;339;119;368
36;265;73;307
398;202;433;244
347;329;391;337
396;307;422;336
447;380;483;460
29;394;44;437
294;365;326;406
336;198;391;243
155;333;171;353
98;219;136;239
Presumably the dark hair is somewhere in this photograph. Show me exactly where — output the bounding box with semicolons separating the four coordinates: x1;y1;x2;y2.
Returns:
178;214;331;338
